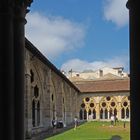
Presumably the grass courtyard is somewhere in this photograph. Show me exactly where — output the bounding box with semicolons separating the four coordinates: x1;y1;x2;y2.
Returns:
45;121;130;140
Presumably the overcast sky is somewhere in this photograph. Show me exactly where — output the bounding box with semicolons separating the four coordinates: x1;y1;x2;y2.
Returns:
25;0;129;73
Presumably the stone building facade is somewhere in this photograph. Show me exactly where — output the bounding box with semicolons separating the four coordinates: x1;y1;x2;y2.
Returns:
24;39;130;139
75;79;130;121
25;39;80;139
66;66;128;80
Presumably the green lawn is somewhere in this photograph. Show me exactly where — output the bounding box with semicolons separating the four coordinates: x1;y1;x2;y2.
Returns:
45;121;130;140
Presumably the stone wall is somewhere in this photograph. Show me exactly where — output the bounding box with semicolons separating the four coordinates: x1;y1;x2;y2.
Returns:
24;48;79;139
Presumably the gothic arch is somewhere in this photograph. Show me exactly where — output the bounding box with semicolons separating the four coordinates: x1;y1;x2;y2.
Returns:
121;96;130;119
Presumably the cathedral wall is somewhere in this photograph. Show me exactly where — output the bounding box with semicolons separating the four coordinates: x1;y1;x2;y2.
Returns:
24;48;79;139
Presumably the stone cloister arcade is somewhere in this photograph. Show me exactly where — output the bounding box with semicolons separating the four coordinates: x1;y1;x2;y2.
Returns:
79;96;130;121
1;0;140;140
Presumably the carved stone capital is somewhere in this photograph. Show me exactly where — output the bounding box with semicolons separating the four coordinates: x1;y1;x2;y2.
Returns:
13;0;33;23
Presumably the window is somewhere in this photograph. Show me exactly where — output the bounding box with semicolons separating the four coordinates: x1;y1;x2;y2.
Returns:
118;70;122;75
63;97;64;104
76;74;79;77
30;70;34;83
52;94;54;102
32;100;35;127
37;101;40;126
32;85;40;127
34;85;39;98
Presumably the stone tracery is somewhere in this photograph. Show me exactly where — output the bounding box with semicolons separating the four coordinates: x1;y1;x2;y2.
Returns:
79;96;130;121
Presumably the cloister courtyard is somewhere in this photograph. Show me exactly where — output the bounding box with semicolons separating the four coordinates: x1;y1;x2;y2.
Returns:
46;121;130;140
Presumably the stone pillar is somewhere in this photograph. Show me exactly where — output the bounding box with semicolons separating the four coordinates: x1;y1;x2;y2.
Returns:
127;1;140;139
56;83;63;121
86;112;89;120
103;109;105;119
0;1;33;140
25;73;32;139
65;88;71;125
117;102;121;120
45;69;52;127
14;2;32;140
108;111;110;119
0;1;14;140
69;88;73;122
96;103;100;120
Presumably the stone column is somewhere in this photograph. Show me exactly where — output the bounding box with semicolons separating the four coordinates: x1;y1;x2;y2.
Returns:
117;102;121;120
96;103;100;120
45;69;52;127
0;1;14;140
86;112;89;121
56;83;63;121
65;88;71;124
108;111;110;119
69;88;73;122
0;1;33;140
127;1;140;139
14;2;32;140
103;109;105;119
25;72;32;139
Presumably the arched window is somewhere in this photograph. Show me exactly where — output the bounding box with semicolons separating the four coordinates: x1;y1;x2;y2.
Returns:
37;101;40;126
114;108;117;116
34;85;39;98
100;109;103;119
84;109;87;120
105;109;108;119
32;85;40;127
51;94;54;102
93;109;96;119
109;109;113;118
53;104;55;120
32;100;35;127
126;107;129;118
88;109;91;115
30;70;34;83
121;108;125;119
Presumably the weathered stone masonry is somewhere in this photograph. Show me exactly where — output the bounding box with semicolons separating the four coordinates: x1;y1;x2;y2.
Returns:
24;39;80;139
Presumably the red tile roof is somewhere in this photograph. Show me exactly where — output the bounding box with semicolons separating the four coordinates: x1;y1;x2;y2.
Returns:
74;78;130;93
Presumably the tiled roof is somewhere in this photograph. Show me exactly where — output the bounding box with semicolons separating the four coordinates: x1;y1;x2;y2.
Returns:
74;78;130;93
